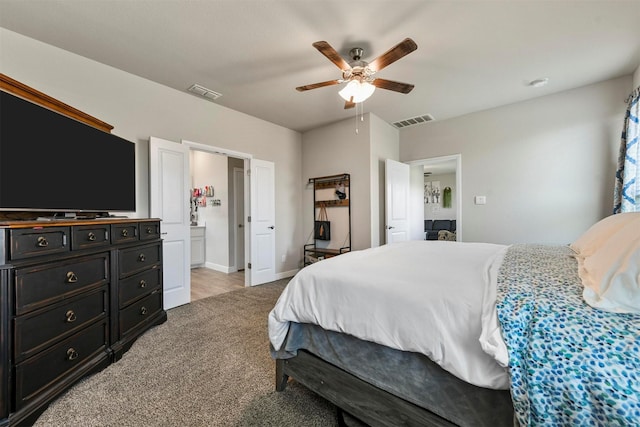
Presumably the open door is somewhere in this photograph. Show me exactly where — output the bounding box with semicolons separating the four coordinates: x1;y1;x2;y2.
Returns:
385;159;410;244
149;136;191;309
249;159;276;286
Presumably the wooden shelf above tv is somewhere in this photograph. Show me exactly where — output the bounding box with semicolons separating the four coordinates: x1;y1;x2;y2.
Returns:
0;73;114;133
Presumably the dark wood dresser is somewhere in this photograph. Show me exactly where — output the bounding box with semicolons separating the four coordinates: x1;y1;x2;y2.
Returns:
0;218;167;426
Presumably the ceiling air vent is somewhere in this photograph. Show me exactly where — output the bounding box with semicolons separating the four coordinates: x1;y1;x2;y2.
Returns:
393;113;435;129
188;84;222;101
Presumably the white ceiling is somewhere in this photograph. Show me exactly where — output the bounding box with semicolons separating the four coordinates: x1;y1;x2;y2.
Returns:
1;1;639;133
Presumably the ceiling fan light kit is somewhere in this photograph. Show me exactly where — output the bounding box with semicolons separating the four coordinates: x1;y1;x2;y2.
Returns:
339;80;376;103
296;38;418;109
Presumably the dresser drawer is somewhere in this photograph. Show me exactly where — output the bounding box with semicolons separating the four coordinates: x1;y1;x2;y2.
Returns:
139;221;161;241
10;227;70;260
14;287;108;362
15;320;108;409
111;223;138;244
71;224;110;251
120;290;162;337
119;243;161;277
119;266;162;308
15;254;109;315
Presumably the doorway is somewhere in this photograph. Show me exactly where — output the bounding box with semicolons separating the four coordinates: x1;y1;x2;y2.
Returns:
150;137;276;308
406;154;462;241
188;149;246;298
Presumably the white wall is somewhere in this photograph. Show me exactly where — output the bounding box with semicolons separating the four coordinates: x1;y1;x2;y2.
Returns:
227;156;244;269
191;151;229;271
369;115;399;246
424;173;456;220
633;65;640;88
1;28;303;275
409;164;426;240
301;112;400;251
302;114;372;251
400;76;631;245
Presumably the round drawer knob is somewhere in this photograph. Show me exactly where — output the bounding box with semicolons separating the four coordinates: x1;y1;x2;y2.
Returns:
146;227;153;234
66;271;78;284
66;348;79;361
121;229;128;237
37;236;49;247
140;306;148;315
87;232;96;241
65;310;77;323
138;253;146;262
139;279;147;288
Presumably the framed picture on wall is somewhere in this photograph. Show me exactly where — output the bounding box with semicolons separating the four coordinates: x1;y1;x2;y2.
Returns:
424;181;441;204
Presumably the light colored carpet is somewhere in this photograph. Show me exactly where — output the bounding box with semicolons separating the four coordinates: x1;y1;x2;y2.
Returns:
33;280;343;427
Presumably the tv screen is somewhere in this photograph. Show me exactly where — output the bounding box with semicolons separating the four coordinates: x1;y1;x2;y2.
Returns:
0;90;136;213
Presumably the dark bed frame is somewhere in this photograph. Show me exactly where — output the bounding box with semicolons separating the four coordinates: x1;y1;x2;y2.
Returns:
276;350;457;427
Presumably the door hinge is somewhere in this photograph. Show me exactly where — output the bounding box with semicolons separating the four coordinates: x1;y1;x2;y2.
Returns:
247;169;251;176
248;263;251;269
247;216;251;223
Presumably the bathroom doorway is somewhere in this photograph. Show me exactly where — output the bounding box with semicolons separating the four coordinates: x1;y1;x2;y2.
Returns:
188;148;247;300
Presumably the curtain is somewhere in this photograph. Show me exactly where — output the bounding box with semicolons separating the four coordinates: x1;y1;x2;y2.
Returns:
613;86;640;213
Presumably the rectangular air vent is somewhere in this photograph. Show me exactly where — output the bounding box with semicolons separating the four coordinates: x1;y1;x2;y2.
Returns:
188;84;222;101
393;113;435;129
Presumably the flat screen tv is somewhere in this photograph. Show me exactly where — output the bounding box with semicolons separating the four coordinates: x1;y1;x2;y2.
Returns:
0;90;136;214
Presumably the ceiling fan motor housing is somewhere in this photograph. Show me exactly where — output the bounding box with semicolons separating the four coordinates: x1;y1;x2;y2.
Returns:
343;48;374;83
349;47;364;61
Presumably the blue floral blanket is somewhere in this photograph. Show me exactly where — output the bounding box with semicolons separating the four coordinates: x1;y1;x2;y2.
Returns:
496;244;640;426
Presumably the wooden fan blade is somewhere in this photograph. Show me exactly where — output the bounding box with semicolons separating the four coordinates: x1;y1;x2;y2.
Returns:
372;78;415;94
312;41;351;71
296;79;341;92
344;97;356;109
368;38;418;72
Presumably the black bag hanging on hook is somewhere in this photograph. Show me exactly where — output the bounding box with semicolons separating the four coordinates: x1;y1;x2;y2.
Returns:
314;204;331;240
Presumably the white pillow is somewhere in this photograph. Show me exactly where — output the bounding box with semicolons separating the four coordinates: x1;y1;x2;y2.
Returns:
580;217;640;313
570;212;640;258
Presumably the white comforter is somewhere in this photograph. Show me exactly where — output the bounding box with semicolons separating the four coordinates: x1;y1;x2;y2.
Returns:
268;240;510;390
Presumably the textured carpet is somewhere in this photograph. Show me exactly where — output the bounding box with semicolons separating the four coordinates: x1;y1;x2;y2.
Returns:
33;279;343;427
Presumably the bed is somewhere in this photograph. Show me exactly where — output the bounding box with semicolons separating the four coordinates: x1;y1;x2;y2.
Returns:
268;213;640;426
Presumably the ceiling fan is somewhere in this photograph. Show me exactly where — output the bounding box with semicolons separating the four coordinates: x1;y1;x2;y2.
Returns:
296;38;418;109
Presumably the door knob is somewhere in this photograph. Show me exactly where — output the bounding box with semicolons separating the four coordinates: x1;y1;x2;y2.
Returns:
268;226;275;229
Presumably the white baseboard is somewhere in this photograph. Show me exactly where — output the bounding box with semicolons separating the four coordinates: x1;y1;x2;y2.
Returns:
205;262;232;274
199;264;296;281
276;269;298;281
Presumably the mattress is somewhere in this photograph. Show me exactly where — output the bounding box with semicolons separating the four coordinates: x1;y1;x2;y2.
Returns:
269;240;510;389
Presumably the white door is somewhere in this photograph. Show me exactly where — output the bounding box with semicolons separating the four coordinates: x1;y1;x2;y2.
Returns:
385;159;410;244
149;136;191;309
249;159;276;286
233;167;245;271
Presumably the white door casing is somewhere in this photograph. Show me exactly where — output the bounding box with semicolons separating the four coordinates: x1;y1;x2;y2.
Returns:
149;136;191;309
249;159;276;286
385;159;410;244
